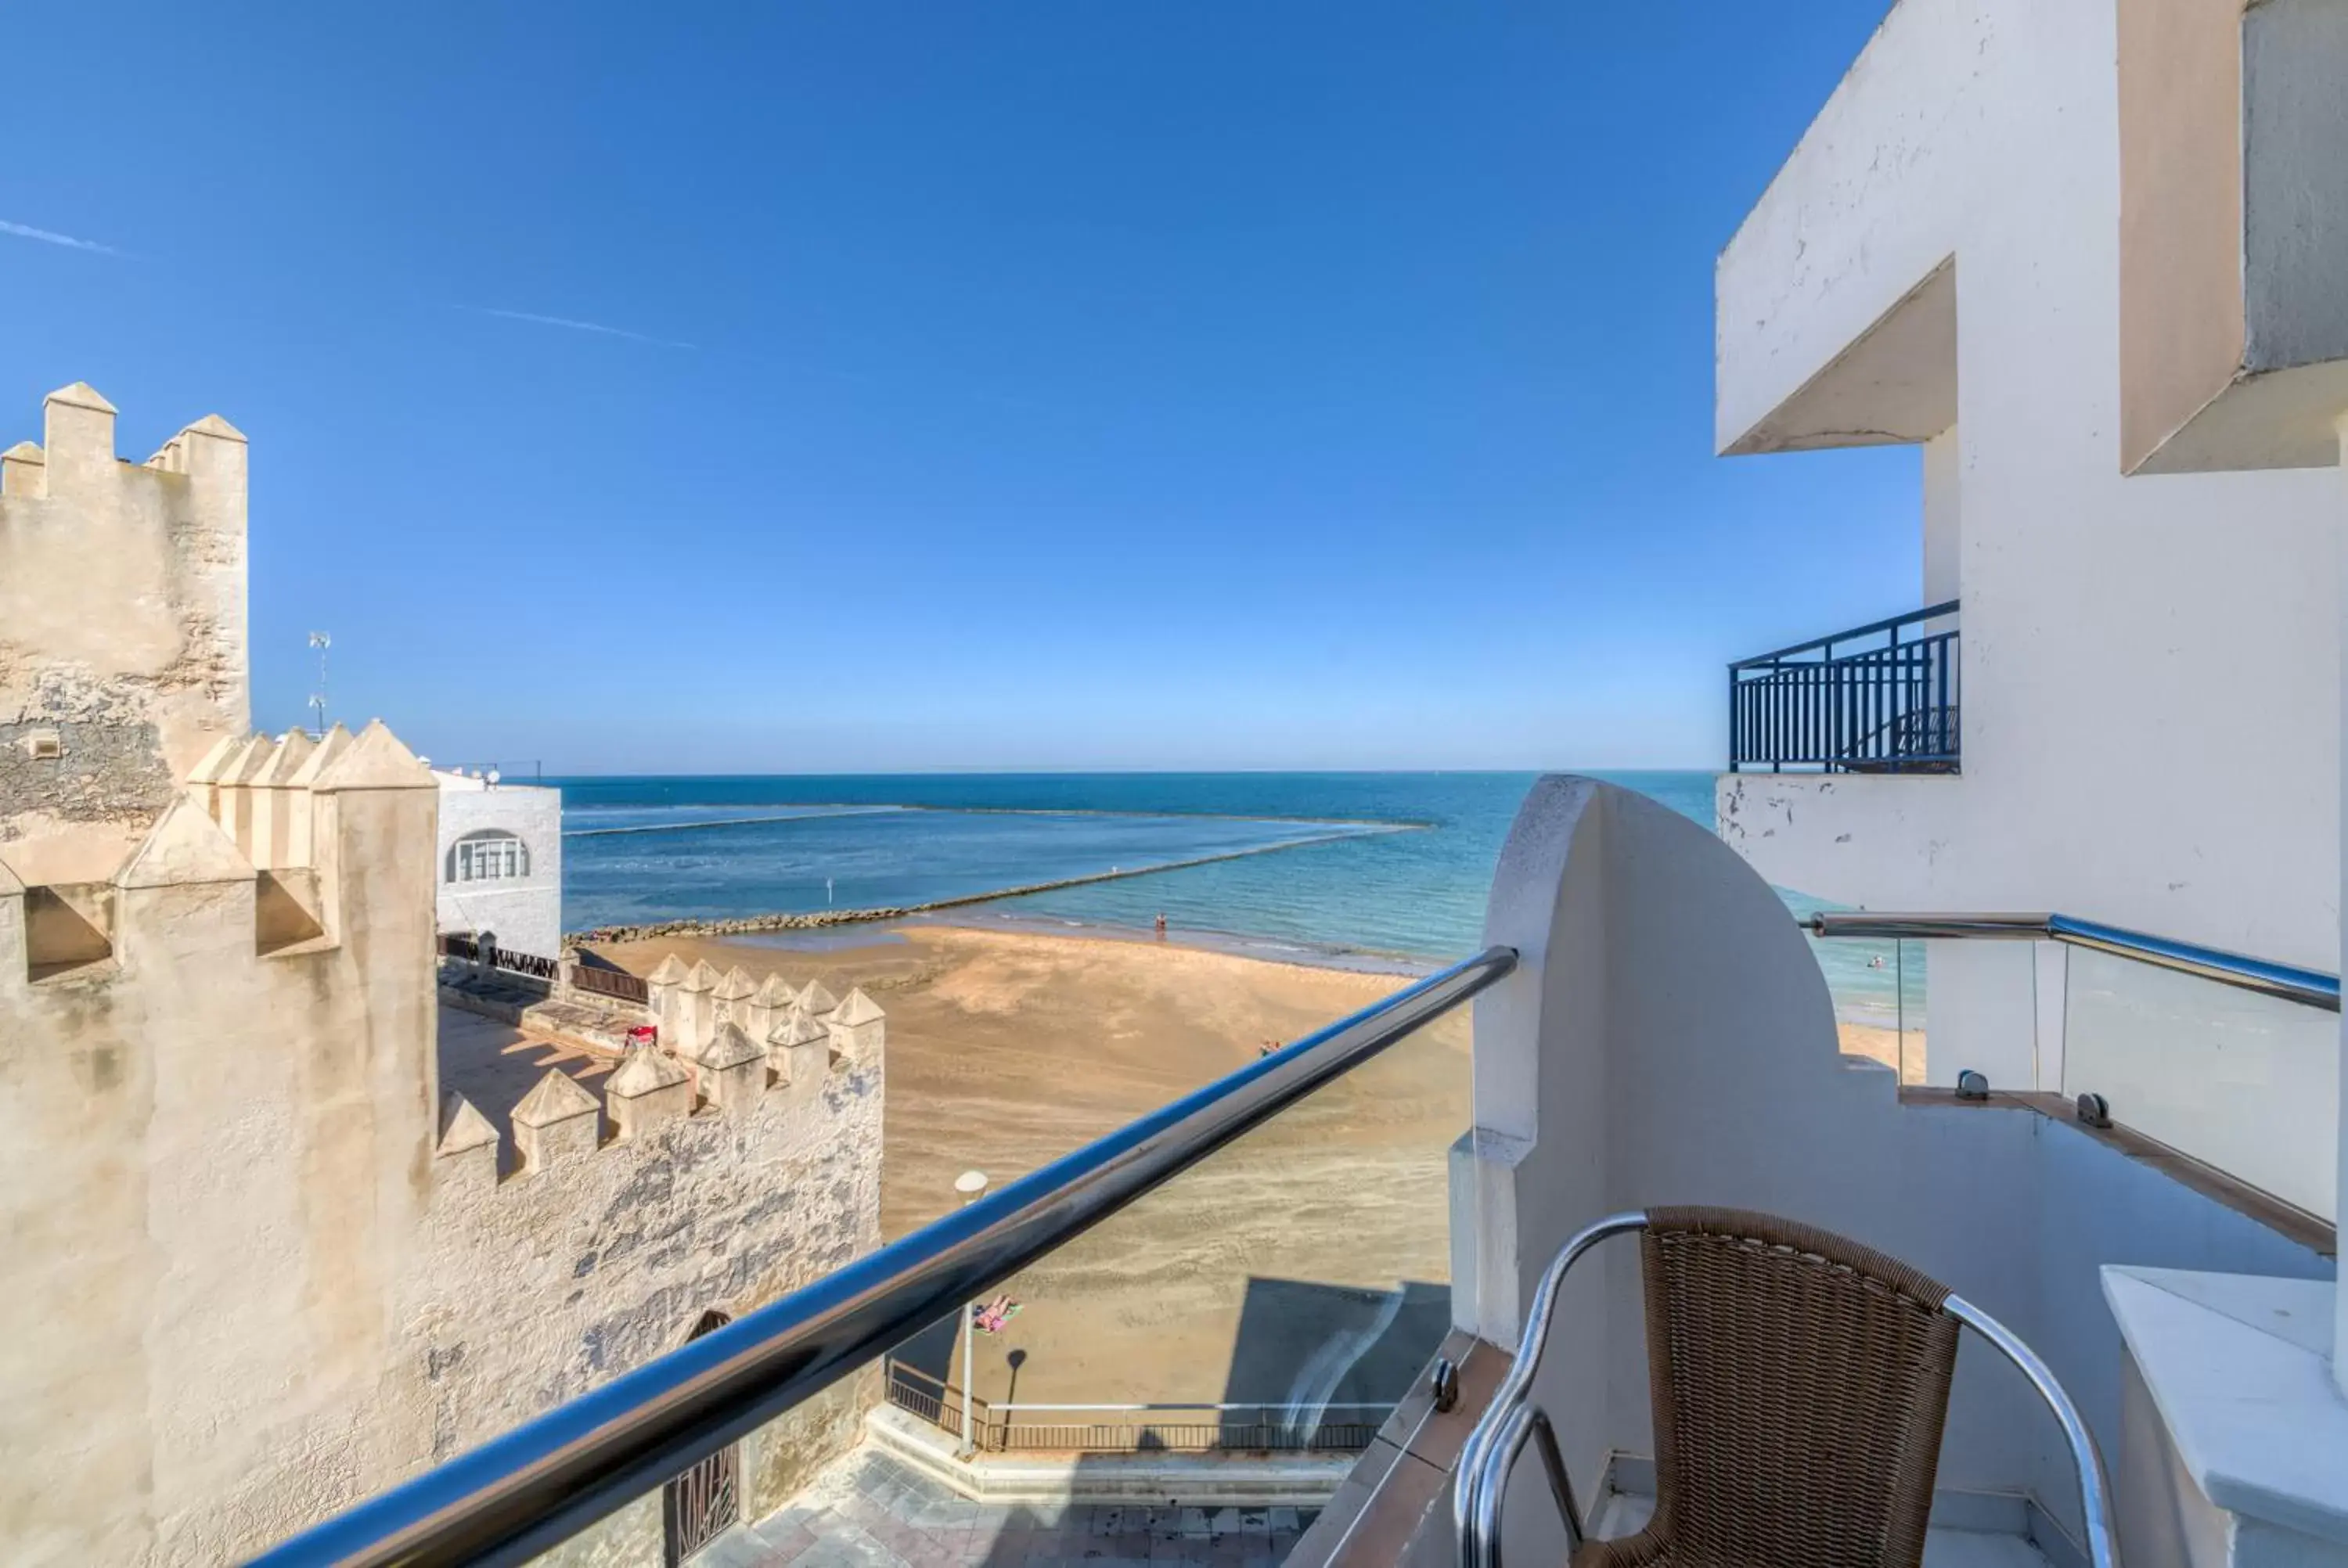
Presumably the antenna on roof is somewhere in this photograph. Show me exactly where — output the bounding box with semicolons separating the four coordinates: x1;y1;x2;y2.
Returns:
307;631;332;739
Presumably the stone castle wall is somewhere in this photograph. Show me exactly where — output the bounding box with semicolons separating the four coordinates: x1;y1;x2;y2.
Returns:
0;388;886;1566
0;386;249;886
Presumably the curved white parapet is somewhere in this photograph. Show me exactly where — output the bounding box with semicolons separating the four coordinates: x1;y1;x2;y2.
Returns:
1450;776;2333;1557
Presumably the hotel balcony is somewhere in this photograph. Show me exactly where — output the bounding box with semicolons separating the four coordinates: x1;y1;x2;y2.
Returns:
1716;602;1972;919
1727;602;1960;777
254;777;2343;1568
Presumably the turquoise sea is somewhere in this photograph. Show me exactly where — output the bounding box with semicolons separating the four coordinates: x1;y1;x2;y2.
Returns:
554;772;1920;1027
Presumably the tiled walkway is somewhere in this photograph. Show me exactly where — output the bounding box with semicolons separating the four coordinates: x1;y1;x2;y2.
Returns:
704;1447;1322;1568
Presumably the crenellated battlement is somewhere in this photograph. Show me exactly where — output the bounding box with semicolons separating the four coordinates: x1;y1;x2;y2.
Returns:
0;716;438;985
1;383;252;887
431;953;886;1192
0;382;888;1566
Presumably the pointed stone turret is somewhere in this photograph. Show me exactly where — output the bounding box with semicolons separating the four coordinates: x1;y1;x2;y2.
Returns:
42;382;116;498
713;964;757;1032
117;797;257;890
831;987;884;1027
185;733;245;787
247;728;317;869
210;734;273;859
309;718;434;792
768;1009;831;1100
181;412;245;443
824;985;886;1065
643;951;690;1043
222;734;275;786
606;1048;694;1140
511;1068;603;1174
434;1093;500;1188
286;723;354;789
437;1092;498;1156
798;979;839;1018
693;1021;767;1113
744;971;798;1041
185;733;247;832
252;728;315;786
279;723;351;876
0;439;41;498
672;958;721;1053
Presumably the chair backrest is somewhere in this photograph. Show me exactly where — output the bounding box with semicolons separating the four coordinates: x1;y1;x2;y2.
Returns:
1626;1207;1961;1568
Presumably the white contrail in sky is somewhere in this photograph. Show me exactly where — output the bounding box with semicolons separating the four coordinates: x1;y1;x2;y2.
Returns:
0;218;120;255
463;305;695;350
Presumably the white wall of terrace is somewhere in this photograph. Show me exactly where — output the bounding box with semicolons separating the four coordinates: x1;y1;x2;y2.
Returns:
2107;0;2348;1412
1448;779;2333;1566
1711;0;2340;998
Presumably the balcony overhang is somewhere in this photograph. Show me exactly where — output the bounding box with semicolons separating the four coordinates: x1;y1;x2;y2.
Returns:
1718;261;1957;457
1712;0;1980;459
2119;0;2348;473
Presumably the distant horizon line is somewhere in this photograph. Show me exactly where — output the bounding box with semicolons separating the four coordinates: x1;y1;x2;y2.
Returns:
423;763;1726;780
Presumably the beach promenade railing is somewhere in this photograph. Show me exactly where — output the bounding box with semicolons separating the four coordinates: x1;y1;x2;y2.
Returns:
438;933;559;984
1729;600;1959;773
882;1359;1387;1455
1808;910;2338;1222
568;960;650;1005
248;944;1517;1567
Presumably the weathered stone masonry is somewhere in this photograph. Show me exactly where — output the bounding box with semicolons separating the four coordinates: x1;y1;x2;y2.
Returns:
0;385;885;1566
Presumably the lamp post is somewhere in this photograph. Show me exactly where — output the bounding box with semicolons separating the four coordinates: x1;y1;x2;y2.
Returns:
953;1169;989;1458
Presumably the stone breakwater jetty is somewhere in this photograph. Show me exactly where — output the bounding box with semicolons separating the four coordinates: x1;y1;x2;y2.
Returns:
565;825;1416;947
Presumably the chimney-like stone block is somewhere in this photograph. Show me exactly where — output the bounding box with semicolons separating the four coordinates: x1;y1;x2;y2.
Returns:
41;383;116;499
434;1092;500;1190
824;987;886;1065
675;959;722;1056
646;952;690;1044
0;440;42;499
607;1048;694;1141
744;973;798;1044
769;1012;831;1108
512;1068;602;1174
695;1022;766;1115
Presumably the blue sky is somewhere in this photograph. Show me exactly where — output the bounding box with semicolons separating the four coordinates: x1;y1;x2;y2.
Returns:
2;3;1907;773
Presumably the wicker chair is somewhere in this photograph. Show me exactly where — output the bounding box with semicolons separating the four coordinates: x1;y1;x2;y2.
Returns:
1454;1207;2116;1568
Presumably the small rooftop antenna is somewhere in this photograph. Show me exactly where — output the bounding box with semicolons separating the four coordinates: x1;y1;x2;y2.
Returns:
306;631;332;738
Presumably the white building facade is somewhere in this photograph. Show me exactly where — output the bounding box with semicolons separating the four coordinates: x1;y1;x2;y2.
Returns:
1711;0;2348;1562
434;770;564;962
1710;0;2340;1093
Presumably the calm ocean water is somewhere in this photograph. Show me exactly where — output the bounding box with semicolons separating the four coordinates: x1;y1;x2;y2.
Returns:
553;772;1919;1026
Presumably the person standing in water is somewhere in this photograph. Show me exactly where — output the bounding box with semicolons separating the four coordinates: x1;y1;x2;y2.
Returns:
1154;912;1168;940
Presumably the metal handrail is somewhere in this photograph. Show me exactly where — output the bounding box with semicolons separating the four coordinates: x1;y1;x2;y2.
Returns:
1729;599;1959;671
1805;910;2339;1012
248;944;1518;1568
1727;602;1961;775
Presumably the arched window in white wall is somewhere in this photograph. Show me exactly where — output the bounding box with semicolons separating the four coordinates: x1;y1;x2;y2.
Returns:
448;830;528;884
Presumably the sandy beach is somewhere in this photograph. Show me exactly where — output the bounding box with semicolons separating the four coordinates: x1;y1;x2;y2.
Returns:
564;923;1918;1419
585;924;1469;1417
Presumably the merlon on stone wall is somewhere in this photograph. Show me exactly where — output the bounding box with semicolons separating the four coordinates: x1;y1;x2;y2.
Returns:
437;1093;499;1158
830;988;883;1028
117;797;256;890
